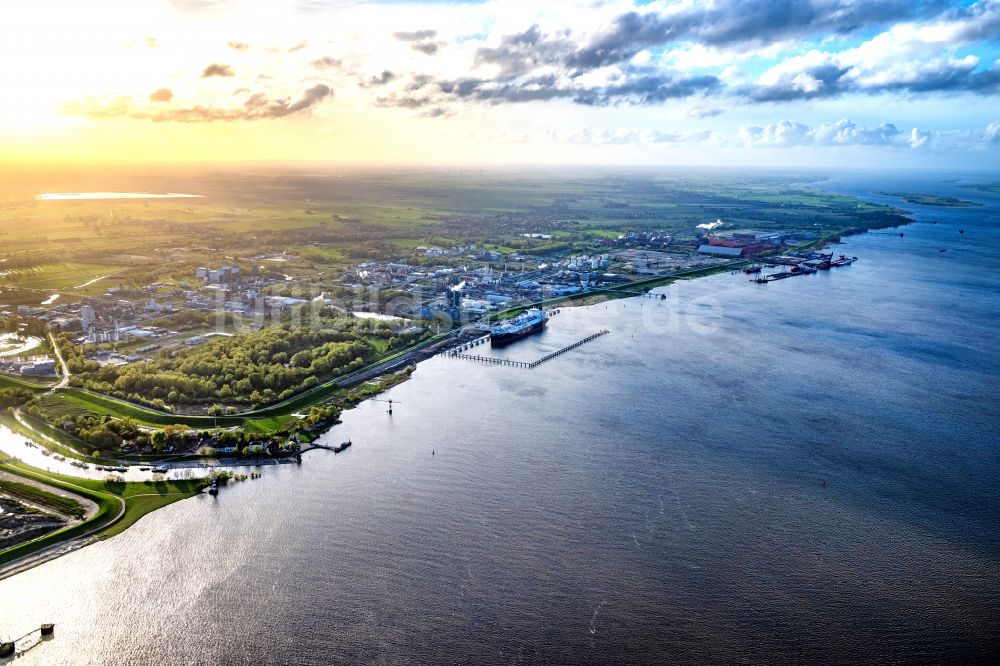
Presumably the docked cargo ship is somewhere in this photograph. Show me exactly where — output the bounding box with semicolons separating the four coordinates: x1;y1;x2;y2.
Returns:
831;254;857;266
490;308;548;346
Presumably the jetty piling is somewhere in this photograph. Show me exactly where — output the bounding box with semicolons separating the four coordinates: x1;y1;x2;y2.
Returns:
448;330;610;369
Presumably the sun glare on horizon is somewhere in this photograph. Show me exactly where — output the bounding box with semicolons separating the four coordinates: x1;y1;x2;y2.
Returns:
0;0;998;167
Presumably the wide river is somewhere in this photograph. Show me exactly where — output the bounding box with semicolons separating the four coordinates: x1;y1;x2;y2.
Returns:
2;173;998;664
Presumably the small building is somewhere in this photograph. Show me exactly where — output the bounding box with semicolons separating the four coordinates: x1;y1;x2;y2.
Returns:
20;358;56;375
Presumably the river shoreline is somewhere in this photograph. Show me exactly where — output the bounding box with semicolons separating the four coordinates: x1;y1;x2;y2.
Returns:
0;187;919;580
1;172;996;663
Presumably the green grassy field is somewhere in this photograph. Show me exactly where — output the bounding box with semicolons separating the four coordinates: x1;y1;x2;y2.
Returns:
0;262;120;290
0;373;54;392
0;458;206;566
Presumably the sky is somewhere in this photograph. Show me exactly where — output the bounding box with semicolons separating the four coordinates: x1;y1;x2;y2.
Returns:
2;0;999;168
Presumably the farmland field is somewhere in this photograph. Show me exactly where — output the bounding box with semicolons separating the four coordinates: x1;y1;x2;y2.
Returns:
0;263;120;290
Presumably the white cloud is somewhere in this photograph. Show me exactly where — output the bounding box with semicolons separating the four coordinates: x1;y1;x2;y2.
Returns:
909;127;931;149
742;118;927;149
687;105;722;118
563;127;716;146
740;120;813;147
985;120;1000;143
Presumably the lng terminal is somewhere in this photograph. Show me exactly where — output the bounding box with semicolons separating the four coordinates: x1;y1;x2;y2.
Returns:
489;308;548;346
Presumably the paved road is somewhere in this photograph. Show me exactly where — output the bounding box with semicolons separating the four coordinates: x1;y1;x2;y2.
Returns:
48;332;70;390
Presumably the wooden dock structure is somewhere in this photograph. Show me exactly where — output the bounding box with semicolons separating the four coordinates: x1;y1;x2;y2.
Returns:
447;330;610;369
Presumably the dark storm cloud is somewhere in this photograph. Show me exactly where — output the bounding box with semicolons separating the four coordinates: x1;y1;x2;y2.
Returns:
748;59;1000;102
573;73;721;106
383;70;720;108
469;1;960;75
394;29;444;55
573;74;722;106
475;25;575;76
748;63;852;102
201;63;235;77
880;61;1000;94
411;42;440;55
942;0;1000;41
368;70;397;86
394;30;437;42
568;0;954;69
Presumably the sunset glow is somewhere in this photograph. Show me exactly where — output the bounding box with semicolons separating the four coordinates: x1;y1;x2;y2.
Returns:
2;0;999;166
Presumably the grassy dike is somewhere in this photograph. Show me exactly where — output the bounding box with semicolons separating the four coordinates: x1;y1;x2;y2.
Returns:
0;458;207;569
0;364;418;572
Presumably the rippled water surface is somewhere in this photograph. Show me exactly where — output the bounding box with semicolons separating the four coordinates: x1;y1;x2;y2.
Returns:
2;174;998;664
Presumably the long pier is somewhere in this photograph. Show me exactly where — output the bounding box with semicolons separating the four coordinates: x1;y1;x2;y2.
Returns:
448;330;610;369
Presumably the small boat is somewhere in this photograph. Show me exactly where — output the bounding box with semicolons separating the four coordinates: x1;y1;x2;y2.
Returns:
333;440;352;454
139;467;150;471
151;466;168;473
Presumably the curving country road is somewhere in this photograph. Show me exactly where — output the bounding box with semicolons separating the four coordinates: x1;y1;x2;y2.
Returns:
48;332;69;390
